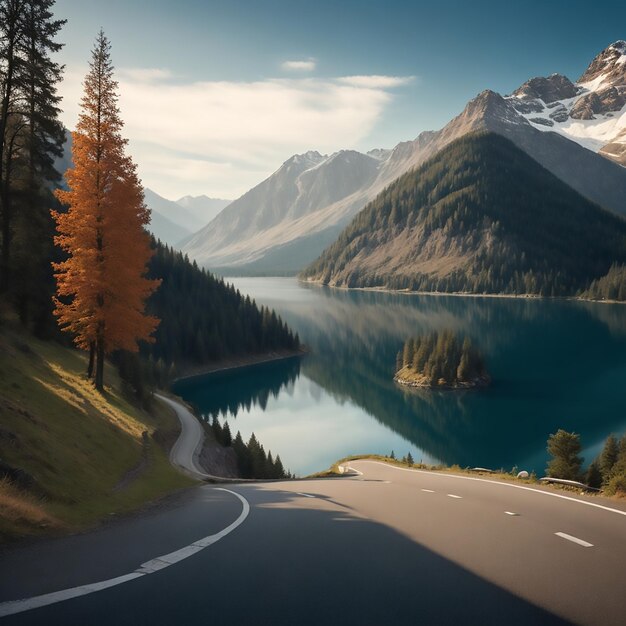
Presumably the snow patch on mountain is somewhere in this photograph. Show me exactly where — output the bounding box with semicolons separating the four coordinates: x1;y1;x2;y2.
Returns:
505;41;626;165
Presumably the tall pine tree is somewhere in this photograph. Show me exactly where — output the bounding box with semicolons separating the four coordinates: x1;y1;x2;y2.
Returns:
53;31;159;391
0;0;65;300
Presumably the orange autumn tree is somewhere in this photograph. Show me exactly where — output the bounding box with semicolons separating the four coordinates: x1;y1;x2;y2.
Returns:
52;31;160;391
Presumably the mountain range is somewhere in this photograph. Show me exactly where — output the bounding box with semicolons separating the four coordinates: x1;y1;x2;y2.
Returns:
143;189;230;247
181;40;626;276
53;130;230;248
301;132;626;295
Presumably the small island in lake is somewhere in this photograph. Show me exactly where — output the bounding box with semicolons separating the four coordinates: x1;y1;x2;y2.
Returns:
395;330;490;389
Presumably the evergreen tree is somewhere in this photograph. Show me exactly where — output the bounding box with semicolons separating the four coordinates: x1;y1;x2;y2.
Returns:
0;0;65;298
402;338;415;368
598;434;619;483
274;454;285;478
0;0;25;294
52;32;160;391
232;431;249;477
546;430;583;481
585;460;602;490
211;415;222;443
221;421;232;447
406;452;414;467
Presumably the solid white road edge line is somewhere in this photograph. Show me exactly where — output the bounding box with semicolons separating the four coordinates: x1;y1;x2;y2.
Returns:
0;488;250;619
555;532;594;548
345;466;363;476
357;461;626;517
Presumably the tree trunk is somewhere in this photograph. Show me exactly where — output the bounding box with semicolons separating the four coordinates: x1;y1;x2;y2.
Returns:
0;183;13;293
0;11;19;295
87;341;95;378
95;337;105;392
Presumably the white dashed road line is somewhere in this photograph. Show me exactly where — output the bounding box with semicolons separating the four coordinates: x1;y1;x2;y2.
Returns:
447;494;462;499
0;488;250;618
296;492;316;498
555;532;594;548
358;460;626;517
421;489;435;493
505;511;519;516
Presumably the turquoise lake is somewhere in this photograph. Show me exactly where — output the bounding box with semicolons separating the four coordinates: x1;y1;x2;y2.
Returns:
173;278;626;476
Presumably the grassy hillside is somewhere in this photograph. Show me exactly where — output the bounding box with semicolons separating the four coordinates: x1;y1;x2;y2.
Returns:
302;132;626;296
0;322;193;542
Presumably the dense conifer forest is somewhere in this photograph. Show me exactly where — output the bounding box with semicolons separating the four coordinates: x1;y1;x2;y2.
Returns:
112;243;300;401
302;133;626;297
139;243;300;380
395;330;489;388
210;418;291;479
580;264;626;301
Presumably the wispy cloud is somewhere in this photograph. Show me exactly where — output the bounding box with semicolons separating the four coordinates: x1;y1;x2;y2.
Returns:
338;75;416;88
117;67;173;82
59;67;414;199
281;59;317;72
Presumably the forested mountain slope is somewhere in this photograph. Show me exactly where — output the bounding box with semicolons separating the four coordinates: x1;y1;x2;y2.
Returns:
302;133;626;296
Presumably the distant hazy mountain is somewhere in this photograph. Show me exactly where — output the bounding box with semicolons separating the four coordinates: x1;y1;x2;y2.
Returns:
176;195;230;224
52;131;214;248
141;188;196;246
182;150;389;274
302;132;626;296
182;41;626;276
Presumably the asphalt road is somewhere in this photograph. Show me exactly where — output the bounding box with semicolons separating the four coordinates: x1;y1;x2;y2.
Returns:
156;393;208;479
1;401;625;625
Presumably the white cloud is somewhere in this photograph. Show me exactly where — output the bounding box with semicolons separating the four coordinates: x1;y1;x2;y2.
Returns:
59;67;413;199
281;59;316;72
116;67;173;82
338;75;416;88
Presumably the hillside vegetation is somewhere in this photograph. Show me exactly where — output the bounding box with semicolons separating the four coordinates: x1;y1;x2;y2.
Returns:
0;322;193;542
142;244;300;383
580;264;626;301
302;132;626;297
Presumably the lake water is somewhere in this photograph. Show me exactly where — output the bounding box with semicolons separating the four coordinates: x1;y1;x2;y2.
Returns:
173;278;626;477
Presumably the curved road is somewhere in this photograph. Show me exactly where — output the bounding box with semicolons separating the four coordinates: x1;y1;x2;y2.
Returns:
0;398;625;625
156;393;209;479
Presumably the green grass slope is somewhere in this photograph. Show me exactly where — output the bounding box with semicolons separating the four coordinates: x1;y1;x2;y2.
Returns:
0;323;193;542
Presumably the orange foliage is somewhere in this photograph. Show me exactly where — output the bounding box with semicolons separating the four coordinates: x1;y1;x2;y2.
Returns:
52;32;159;379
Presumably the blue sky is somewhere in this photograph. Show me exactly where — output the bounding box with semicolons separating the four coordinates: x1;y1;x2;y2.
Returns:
54;0;626;199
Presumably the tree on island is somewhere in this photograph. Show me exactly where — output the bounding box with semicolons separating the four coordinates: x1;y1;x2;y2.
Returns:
52;32;159;391
395;330;488;388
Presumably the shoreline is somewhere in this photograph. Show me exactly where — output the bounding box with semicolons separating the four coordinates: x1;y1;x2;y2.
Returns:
393;373;490;390
298;278;626;305
172;348;307;385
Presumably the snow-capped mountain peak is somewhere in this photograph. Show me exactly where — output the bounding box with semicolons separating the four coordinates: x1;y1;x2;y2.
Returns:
285;150;326;168
502;40;626;164
578;40;626;89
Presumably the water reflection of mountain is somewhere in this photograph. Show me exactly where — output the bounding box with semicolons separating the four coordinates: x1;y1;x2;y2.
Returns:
188;279;626;472
173;357;301;422
294;286;626;469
